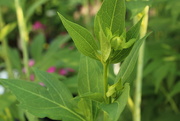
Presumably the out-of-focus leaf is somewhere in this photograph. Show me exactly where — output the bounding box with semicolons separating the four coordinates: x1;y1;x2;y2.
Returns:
0;0;14;9
169;81;180;97
0;93;16;111
8;48;22;71
153;63;170;92
25;0;48;21
0;22;16;41
48;35;70;52
30;33;45;61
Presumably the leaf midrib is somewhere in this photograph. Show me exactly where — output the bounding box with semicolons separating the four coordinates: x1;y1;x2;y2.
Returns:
37;71;67;107
109;0;118;32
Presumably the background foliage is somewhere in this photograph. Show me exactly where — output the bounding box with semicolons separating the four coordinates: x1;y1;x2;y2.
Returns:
0;0;180;121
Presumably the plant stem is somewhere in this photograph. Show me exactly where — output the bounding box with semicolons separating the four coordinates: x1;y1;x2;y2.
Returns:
0;8;14;78
133;6;149;121
103;62;109;103
5;108;13;121
14;0;30;79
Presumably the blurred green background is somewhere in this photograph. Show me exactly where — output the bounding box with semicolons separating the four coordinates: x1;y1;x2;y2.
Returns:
0;0;180;121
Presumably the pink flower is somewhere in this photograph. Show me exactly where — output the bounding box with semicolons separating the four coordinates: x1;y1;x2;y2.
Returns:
30;74;35;81
32;21;45;30
69;46;75;50
22;67;26;73
39;82;45;86
28;59;35;67
47;66;56;73
59;69;68;76
67;68;75;72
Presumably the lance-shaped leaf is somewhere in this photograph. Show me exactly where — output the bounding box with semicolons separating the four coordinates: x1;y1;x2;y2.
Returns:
0;70;85;121
115;32;151;84
77;55;104;120
94;0;126;40
58;13;99;60
101;83;130;121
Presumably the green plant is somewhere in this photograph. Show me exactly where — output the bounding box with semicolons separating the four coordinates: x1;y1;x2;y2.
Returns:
0;0;150;120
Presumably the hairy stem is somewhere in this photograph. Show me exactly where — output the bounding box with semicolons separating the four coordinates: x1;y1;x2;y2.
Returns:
15;0;30;79
133;6;149;121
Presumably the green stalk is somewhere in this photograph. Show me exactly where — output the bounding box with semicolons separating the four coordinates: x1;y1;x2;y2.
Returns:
4;108;13;121
14;0;30;79
0;8;13;78
103;62;109;103
133;6;149;121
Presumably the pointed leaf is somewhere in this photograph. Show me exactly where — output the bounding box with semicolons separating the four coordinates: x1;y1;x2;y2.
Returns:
58;13;99;60
101;83;130;121
0;71;85;121
30;33;45;61
115;32;151;84
94;0;125;40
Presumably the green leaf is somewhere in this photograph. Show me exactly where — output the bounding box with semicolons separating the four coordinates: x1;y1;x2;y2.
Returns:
115;32;151;84
94;0;125;40
97;17;111;62
78;55;103;120
153;63;169;92
126;18;143;41
101;83;130;121
48;35;70;52
30;33;45;61
0;70;85;121
78;55;103;95
169;81;180;97
25;0;48;21
0;0;14;9
58;13;99;60
0;22;16;41
8;48;22;71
